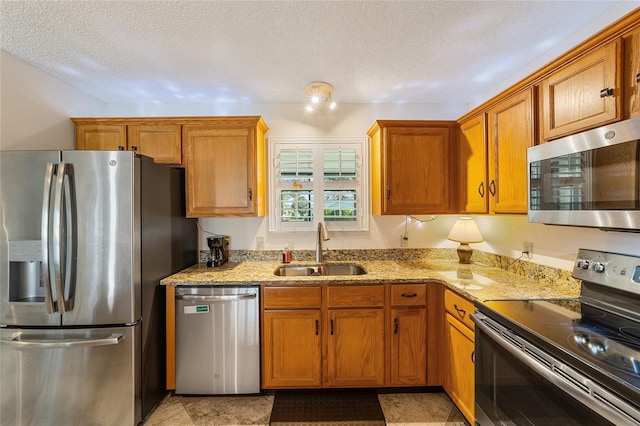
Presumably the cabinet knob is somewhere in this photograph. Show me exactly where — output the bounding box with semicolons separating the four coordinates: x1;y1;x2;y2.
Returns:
488;180;496;196
117;146;125;151
636;73;640;84
248;188;253;201
330;319;334;335
599;88;614;98
130;146;137;151
401;293;417;298
478;182;485;198
315;319;319;336
386;186;391;200
394;317;399;334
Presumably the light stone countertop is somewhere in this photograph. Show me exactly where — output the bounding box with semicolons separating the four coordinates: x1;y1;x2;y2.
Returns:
160;258;580;303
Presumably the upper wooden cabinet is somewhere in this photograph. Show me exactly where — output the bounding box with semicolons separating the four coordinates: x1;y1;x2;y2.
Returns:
127;124;182;164
72;118;182;165
182;117;268;217
458;114;488;214
540;40;622;141
487;87;535;214
624;27;640;118
368;121;458;215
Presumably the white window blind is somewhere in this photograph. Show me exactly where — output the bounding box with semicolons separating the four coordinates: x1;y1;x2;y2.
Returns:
269;138;369;232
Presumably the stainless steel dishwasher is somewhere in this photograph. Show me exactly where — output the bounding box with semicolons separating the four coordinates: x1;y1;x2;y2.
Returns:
175;285;260;395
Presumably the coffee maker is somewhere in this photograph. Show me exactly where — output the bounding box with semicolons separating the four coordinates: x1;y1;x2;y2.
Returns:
206;235;229;267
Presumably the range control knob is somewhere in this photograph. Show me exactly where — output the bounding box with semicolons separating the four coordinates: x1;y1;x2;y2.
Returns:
577;259;590;269
592;262;606;273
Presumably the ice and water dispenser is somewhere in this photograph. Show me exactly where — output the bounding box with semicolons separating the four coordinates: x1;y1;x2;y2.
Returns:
8;240;44;303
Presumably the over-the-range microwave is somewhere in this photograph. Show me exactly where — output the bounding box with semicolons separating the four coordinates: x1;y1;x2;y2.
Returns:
527;116;640;232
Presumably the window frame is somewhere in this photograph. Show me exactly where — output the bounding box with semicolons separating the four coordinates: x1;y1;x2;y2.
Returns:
268;137;370;232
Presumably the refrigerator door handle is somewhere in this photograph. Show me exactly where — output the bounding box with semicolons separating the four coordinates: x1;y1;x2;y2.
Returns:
41;162;57;314
52;163;77;313
0;333;124;349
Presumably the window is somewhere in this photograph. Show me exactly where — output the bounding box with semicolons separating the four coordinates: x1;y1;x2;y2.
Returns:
269;137;369;232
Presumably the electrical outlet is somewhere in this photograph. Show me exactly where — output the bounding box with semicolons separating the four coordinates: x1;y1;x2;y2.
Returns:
256;236;265;250
523;241;533;259
401;234;409;247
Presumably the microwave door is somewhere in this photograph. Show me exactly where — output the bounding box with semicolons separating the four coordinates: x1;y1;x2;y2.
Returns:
0;151;62;327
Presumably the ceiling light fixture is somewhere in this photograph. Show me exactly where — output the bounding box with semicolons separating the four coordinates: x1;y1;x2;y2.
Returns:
305;81;336;112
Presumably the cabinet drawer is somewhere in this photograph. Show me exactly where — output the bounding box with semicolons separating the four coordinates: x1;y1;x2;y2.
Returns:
326;285;384;308
263;286;321;309
444;290;475;330
391;284;427;306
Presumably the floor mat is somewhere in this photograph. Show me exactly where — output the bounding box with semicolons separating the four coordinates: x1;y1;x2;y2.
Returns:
269;390;386;425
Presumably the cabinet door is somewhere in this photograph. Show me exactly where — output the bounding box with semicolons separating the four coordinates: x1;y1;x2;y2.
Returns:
183;126;257;217
75;124;126;151
624;28;640;118
326;309;385;387
384;126;454;214
541;40;621;140
390;307;427;385
459;114;488;213
127;124;182;165
487;88;535;214
262;310;321;388
444;313;475;425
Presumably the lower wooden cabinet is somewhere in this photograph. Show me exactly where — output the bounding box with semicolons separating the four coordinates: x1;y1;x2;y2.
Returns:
263;309;322;387
326;308;385;387
389;284;428;386
261;283;427;389
262;286;322;388
443;289;475;425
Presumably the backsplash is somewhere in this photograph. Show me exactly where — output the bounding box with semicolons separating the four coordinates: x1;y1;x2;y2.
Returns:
198;248;580;290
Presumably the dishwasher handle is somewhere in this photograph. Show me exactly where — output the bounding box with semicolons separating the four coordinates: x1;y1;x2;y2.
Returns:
176;293;257;302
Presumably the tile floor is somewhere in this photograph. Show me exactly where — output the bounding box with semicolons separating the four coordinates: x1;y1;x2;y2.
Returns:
143;391;469;426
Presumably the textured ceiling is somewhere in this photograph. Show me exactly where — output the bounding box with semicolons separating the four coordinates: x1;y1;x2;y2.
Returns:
0;1;637;106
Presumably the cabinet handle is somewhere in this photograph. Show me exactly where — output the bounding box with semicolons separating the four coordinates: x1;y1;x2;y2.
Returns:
636;73;640;84
599;88;614;98
130;146;137;151
394;317;399;334
330;319;334;335
454;303;467;318
117;146;125;151
478;182;485;198
248;188;253;201
488;180;496;196
471;350;475;364
386;186;391;200
401;293;417;298
315;319;319;336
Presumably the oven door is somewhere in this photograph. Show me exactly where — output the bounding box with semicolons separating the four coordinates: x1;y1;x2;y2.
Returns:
473;312;640;426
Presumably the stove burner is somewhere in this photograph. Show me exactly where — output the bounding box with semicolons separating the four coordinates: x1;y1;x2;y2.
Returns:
571;333;640;375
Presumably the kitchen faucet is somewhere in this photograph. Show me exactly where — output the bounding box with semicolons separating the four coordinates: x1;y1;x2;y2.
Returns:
316;222;330;263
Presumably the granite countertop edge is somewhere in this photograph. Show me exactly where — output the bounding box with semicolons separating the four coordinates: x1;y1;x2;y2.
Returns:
160;259;580;303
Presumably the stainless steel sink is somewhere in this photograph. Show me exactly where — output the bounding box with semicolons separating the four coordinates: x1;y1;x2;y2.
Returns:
274;264;366;276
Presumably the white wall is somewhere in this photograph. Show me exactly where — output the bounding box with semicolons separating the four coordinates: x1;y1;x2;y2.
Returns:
3;52;640;272
0;51;106;150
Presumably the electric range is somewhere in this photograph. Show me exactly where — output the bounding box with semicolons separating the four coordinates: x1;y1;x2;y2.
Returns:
474;249;640;425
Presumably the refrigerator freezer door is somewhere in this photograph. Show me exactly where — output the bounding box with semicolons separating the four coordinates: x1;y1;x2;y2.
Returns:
0;325;140;426
1;151;62;326
59;150;139;326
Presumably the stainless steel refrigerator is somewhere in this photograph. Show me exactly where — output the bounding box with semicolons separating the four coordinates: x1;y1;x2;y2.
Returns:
0;150;197;425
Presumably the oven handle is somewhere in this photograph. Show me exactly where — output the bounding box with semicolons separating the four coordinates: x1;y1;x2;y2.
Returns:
472;312;640;425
